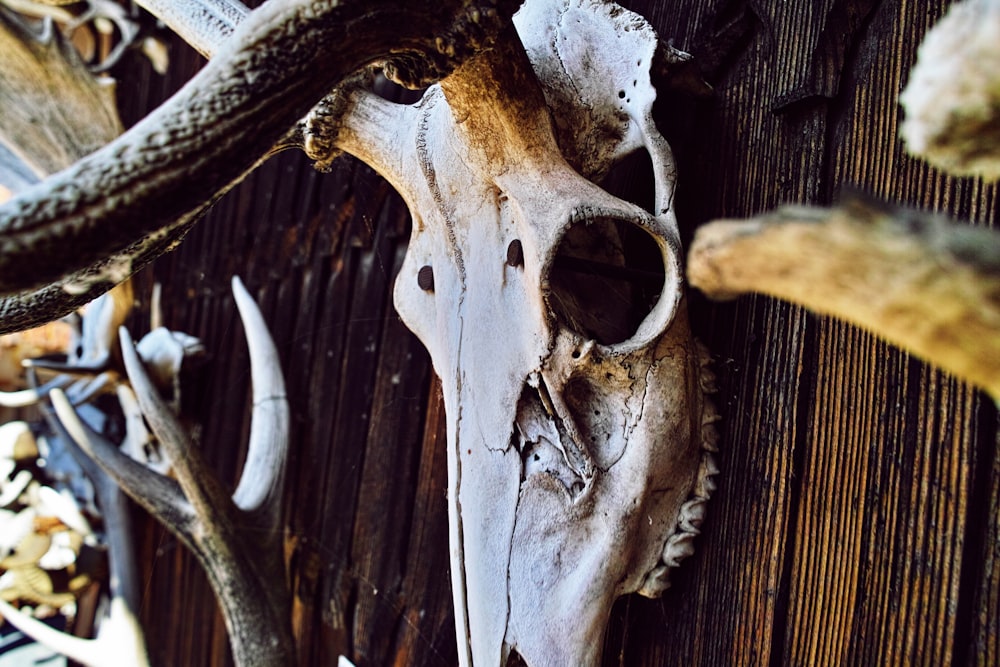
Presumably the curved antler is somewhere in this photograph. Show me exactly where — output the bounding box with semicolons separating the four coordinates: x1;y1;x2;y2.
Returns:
0;0;517;334
134;0;248;58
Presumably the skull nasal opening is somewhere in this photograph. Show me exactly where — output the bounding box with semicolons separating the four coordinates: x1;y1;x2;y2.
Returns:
545;216;666;345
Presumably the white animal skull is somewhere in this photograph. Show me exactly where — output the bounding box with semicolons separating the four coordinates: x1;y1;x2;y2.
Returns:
333;0;718;663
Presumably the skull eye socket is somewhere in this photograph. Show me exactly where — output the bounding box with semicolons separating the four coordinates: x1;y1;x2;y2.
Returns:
546;216;666;345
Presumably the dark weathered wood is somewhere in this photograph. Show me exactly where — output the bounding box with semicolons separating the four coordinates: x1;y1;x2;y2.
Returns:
610;0;998;665
99;0;1000;665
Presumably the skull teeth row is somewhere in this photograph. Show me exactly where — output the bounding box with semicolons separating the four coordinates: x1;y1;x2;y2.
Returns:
637;344;720;596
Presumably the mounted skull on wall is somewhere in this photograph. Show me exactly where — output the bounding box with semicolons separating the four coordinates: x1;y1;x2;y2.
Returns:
0;0;716;663
332;0;719;663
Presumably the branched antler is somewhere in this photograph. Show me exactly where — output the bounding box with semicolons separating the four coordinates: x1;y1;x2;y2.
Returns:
51;276;294;667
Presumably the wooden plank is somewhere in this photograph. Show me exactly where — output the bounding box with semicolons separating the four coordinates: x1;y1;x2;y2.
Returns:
618;0;999;665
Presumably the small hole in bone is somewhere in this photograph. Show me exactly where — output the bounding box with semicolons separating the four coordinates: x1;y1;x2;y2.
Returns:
507;650;529;667
618;89;626;98
546;217;664;345
417;265;434;292
507;239;524;267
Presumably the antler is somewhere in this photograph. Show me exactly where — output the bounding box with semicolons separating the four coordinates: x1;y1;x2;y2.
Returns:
0;0;518;334
688;0;1000;400
50;276;294;667
687;193;1000;400
134;0;248;58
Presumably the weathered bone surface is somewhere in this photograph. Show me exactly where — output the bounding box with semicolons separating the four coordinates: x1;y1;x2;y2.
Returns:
1;0;713;661
335;1;716;663
687;193;1000;401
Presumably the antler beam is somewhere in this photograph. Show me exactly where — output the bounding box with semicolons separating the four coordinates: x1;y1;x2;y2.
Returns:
0;0;518;334
687;193;1000;400
134;0;248;57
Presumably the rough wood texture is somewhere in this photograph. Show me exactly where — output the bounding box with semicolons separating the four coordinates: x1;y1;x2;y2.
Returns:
103;0;999;664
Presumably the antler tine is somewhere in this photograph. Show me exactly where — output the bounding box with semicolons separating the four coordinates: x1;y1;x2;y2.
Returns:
229;276;289;528
134;0;249;58
56;323;295;665
687;194;1000;400
118;327;235;525
47;387;195;541
0;374;72;407
0;599;112;667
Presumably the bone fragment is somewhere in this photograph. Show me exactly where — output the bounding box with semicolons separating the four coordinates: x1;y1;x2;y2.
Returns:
119;329;239;522
1;402;150;667
900;0;1000;180
0;421;38;459
116;383;171;475
687;193;1000;399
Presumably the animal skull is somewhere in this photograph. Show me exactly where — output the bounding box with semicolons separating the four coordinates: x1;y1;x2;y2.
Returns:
334;0;718;663
0;0;716;662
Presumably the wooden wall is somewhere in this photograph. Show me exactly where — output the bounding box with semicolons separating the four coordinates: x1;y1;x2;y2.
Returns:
112;0;998;664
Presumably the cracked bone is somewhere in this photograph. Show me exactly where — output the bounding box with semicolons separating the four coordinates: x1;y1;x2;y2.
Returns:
333;1;715;663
